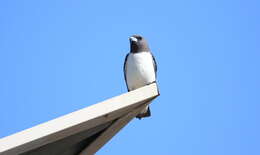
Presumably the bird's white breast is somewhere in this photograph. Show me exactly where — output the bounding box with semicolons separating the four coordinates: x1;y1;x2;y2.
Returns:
126;52;156;91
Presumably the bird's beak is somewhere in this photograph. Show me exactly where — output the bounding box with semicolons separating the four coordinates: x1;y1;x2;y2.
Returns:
129;36;138;42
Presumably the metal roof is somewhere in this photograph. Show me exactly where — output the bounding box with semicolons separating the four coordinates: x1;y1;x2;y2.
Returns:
0;83;159;155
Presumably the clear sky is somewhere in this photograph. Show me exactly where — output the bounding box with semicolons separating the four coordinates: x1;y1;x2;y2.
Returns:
0;0;259;155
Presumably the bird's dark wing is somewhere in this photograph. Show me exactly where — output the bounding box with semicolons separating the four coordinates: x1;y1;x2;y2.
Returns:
151;53;157;76
123;53;130;91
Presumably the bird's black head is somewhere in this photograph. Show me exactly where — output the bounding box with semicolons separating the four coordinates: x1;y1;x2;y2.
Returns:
129;35;150;53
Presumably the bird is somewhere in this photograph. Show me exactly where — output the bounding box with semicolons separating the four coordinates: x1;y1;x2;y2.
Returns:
123;34;157;119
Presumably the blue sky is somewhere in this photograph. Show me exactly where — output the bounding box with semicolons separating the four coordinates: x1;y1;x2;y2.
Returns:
0;0;259;154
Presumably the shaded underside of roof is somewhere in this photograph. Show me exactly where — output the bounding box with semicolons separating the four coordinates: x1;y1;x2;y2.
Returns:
21;121;113;155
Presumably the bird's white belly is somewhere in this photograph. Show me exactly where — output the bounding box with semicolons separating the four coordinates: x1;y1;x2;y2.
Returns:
126;52;156;91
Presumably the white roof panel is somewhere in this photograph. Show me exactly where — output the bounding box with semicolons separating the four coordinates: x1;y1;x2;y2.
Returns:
0;83;159;155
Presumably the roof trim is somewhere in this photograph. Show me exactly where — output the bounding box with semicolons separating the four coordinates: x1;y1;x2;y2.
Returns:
0;83;159;155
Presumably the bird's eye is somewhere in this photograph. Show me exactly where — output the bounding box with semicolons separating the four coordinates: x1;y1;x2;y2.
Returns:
137;36;142;40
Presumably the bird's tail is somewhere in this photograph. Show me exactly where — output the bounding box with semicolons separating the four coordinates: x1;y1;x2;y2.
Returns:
136;105;151;119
